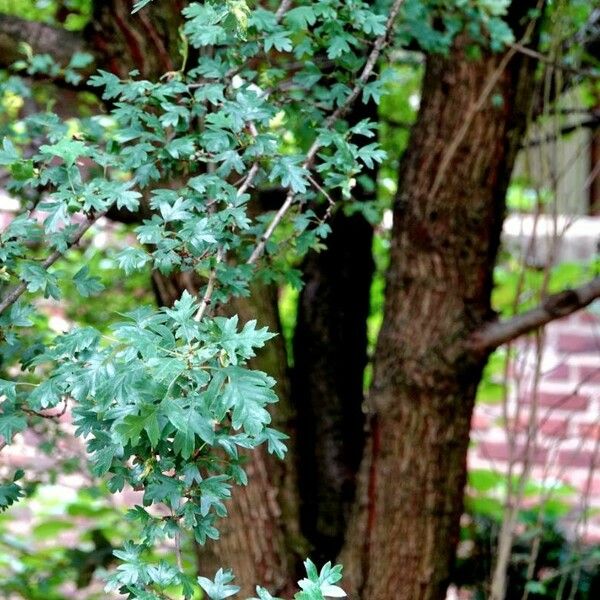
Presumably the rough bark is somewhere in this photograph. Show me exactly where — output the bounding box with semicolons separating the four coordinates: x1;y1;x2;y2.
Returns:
0;1;183;81
340;5;543;598
86;0;183;79
292;209;374;565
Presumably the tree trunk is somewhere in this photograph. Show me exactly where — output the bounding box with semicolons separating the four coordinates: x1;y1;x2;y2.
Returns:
341;7;542;598
86;0;184;79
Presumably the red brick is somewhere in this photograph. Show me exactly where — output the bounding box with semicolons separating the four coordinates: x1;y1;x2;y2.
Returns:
578;366;600;385
577;310;600;324
471;413;491;431
478;442;548;464
521;392;588;411
539;419;569;438
557;450;600;469
543;364;570;382
579;424;600;441
508;417;568;438
556;333;598;354
585;476;600;495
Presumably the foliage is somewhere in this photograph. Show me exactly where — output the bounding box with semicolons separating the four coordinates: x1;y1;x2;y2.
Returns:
0;0;408;596
457;483;600;598
1;0;596;598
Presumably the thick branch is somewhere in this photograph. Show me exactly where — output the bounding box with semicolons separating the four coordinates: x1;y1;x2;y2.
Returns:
0;14;90;68
471;277;600;351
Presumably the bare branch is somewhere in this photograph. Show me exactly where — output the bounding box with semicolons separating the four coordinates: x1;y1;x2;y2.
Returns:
471;277;600;352
521;115;600;149
0;14;90;68
247;0;406;264
275;0;294;21
511;42;600;80
0;213;104;316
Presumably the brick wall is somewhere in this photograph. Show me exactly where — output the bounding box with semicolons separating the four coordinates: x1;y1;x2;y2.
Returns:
470;306;600;542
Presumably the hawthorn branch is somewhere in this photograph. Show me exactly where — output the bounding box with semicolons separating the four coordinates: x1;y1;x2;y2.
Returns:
0;213;104;316
275;0;294;20
193;161;259;320
471;277;600;352
247;0;406;265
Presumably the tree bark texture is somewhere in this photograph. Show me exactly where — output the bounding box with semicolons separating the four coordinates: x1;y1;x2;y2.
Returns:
341;5;543;598
290;90;377;565
86;0;184;79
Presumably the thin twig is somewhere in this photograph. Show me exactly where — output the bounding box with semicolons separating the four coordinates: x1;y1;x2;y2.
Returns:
237;162;260;197
275;0;294;21
0;212;105;316
307;174;336;221
193;155;260;320
193;247;224;322
247;0;406;264
23;397;68;420
511;42;600;80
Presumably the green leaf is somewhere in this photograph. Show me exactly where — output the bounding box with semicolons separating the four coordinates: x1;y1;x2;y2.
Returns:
264;31;293;52
198;568;240;600
327;36;351;59
0;470;25;511
39;138;88;167
0;138;19;165
116;247;149;275
162;399;215;458
269;157;309;194
284;6;316;28
259;427;288;459
357;143;386;169
0;412;27;441
251;587;284;600
132;0;154;12
68;52;94;70
220;366;277;436
10;159;34;181
115;408;160;447
73;266;105;297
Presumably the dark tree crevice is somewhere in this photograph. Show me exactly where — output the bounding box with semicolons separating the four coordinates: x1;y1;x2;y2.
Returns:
292;200;375;565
